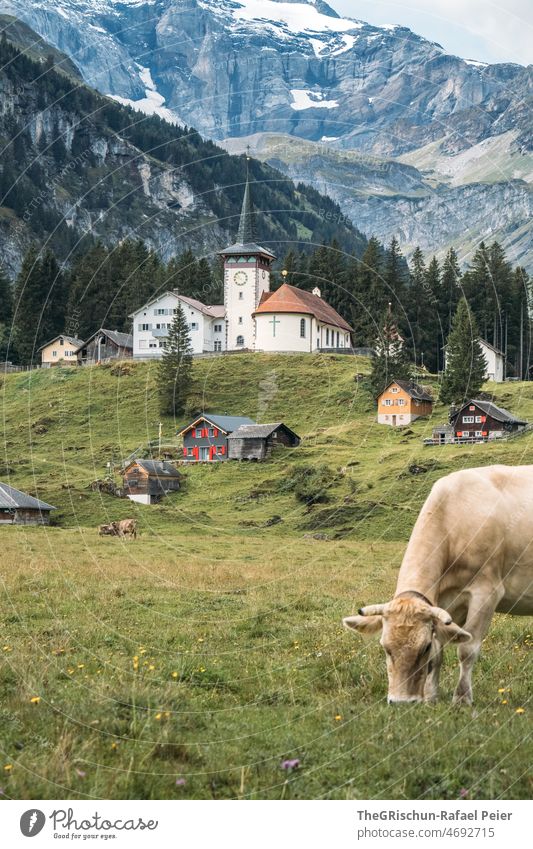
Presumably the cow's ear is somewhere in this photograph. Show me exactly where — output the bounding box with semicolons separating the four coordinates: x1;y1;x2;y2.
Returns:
434;620;471;644
343;615;383;636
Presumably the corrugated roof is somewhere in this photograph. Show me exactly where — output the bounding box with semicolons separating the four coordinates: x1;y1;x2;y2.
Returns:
128;460;182;477
74;329;133;352
253;283;352;332
384;379;434;403
177;414;256;436
455;400;527;425
219;242;276;258
227;422;300;440
38;334;84;351
0;482;56;511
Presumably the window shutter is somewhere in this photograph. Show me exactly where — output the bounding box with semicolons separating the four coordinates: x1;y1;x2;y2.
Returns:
457;431;462;437
213;428;219;437
481;416;486;423
482;431;488;437
220;445;226;456
183;447;187;457
193;446;199;460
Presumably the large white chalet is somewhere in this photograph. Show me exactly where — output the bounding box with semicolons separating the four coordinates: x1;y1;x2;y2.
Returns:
131;171;352;357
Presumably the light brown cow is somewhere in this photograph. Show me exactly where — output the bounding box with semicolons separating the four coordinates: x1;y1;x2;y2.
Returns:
115;519;137;539
343;465;533;704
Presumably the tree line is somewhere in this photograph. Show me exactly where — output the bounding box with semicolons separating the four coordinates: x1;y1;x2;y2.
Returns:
0;237;530;376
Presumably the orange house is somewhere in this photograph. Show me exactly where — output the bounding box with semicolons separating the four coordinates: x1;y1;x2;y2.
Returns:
377;379;433;426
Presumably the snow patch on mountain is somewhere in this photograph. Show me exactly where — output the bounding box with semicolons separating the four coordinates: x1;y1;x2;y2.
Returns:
108;63;180;124
201;0;363;37
290;89;339;109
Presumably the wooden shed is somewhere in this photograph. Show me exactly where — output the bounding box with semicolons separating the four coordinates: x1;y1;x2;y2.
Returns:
0;482;56;525
74;329;133;365
227;422;300;461
123;460;182;505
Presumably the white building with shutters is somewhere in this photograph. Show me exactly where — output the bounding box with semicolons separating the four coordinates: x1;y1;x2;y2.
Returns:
130;292;225;357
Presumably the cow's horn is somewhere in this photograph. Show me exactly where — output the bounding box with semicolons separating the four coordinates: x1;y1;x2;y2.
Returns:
358;604;386;616
429;606;453;625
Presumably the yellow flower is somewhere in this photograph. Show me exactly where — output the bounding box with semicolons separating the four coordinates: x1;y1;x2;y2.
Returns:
30;696;41;704
501;700;508;705
498;688;506;693
334;714;342;721
148;664;155;671
77;664;85;669
198;667;206;673
3;764;13;772
197;637;204;643
67;668;74;675
171;671;178;679
515;707;525;714
155;713;162;720
111;742;119;750
3;645;12;652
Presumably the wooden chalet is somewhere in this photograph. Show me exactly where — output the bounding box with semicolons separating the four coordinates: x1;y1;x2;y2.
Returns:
74;329;133;365
0;482;56;525
450;400;527;442
123;460;182;505
178;414;256;461
377;379;433;426
227;422;300;460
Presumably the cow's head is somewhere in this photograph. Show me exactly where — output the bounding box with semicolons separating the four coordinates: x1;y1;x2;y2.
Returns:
343;597;471;703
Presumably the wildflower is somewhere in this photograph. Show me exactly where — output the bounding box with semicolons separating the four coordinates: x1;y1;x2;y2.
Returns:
459;788;469;798
148;664;155;671
3;646;12;652
198;667;206;673
3;765;13;773
281;759;300;770
501;700;508;705
334;714;342;721
30;696;41;705
75;769;86;778
175;778;186;786
133;656;139;671
498;688;506;694
111;742;119;750
77;664;85;669
171;671;178;679
155;713;162;721
67;668;74;675
515;707;525;714
197;638;204;643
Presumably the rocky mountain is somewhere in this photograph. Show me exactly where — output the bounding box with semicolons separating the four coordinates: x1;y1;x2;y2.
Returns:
1;0;531;268
0;21;363;276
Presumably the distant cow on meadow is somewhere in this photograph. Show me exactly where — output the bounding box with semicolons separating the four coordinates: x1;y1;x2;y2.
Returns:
343;465;533;704
98;519;137;539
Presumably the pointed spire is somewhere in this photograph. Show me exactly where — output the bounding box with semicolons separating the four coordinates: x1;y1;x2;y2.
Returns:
236;151;257;245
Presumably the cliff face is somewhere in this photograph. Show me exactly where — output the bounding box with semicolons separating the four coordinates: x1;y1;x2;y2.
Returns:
0;0;531;268
0;22;363;276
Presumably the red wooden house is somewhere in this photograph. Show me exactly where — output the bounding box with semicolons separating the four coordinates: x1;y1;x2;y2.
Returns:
178;414;256;462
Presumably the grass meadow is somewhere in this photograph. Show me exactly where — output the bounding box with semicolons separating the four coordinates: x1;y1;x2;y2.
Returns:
0;354;531;799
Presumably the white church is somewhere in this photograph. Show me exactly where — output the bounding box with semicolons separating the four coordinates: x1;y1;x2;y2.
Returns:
130;173;352;357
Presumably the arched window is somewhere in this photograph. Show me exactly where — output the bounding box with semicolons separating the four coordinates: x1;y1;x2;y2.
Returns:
236;335;244;347
300;318;306;338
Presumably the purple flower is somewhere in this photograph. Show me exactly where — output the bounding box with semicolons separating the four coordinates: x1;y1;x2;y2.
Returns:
175;777;186;786
75;769;86;778
281;759;300;770
459;788;469;798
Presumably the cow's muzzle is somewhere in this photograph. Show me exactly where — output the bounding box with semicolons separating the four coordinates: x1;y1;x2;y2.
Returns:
387;695;423;705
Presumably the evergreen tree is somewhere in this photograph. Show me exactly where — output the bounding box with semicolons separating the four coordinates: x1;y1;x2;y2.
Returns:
439;298;487;405
350;236;385;346
13;245;44;364
370;307;412;397
157;304;193;417
0;266;13;362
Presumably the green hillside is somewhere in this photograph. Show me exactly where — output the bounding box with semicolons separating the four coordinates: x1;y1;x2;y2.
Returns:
0;355;532;799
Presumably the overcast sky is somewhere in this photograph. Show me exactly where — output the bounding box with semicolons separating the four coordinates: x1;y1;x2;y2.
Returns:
331;1;532;65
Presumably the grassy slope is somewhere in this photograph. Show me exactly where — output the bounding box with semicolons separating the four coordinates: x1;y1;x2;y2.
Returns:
0;355;531;800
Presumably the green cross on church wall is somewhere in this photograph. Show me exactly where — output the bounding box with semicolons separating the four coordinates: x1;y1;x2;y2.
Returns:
269;316;280;337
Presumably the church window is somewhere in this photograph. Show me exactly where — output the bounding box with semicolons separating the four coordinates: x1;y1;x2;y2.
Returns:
239;292;243;300
300;318;306;338
238;316;243;324
236;335;244;346
214;324;222;332
326;328;329;345
336;332;340;346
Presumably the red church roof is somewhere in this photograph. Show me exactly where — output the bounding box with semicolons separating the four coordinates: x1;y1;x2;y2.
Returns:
253;284;352;332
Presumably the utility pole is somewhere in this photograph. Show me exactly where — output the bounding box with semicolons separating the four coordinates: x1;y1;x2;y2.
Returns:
520;300;524;381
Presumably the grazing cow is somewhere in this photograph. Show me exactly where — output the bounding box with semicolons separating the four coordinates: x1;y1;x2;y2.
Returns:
343;465;533;704
115;518;137;539
98;519;137;539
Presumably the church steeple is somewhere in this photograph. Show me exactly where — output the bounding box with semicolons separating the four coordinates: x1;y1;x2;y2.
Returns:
236;165;257;245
